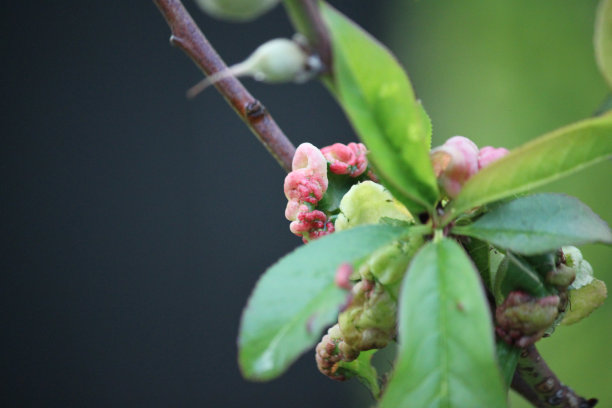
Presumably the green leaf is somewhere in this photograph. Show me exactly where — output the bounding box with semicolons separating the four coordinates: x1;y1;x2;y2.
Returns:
337;349;380;398
445;114;612;221
493;254;549;302
596;0;612;90
380;238;507;408
495;340;520;390
238;225;409;381
453;193;612;255
321;4;439;215
317;172;356;214
462;237;493;291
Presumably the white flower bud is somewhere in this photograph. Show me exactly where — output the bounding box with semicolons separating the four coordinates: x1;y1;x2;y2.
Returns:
187;38;321;97
195;0;279;22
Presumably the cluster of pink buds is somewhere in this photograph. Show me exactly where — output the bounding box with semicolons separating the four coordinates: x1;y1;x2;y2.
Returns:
321;142;368;177
284;143;333;242
430;136;509;198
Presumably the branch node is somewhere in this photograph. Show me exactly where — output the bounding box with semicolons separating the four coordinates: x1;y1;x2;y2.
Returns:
246;100;266;120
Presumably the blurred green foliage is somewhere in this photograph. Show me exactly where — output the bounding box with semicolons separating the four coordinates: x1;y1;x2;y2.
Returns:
382;1;612;406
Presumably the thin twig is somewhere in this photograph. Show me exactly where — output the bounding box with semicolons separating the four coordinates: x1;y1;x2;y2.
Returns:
283;0;332;73
511;345;598;408
153;0;295;172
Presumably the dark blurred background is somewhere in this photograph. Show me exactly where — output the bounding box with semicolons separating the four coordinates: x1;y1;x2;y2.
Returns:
2;1;610;407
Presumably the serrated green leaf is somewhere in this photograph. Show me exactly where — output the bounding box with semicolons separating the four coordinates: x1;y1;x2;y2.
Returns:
337;349;380;398
445;114;612;221
453;193;612;255
238;225;408;381
596;0;612;89
380;238;507;408
321;4;439;215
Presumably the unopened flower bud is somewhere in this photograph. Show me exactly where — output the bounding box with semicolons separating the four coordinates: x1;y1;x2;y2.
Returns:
335;181;412;231
195;0;279;22
187;38;321;97
495;291;560;347
430;136;479;198
562;278;607;325
478;146;509;169
315;324;359;381
284;143;328;220
338;282;397;351
546;264;576;288
562;246;594;290
364;237;422;289
335;263;354;290
321;142;368;177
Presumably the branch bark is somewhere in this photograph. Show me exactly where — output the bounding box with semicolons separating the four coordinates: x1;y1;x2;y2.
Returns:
153;0;296;172
511;345;598;408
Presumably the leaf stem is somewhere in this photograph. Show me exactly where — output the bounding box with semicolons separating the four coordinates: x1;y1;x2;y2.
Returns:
283;0;332;73
511;345;598;408
153;0;296;172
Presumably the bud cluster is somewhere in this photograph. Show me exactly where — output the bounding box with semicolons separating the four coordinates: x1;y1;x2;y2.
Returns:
284;142;380;242
495;246;606;346
316;240;417;381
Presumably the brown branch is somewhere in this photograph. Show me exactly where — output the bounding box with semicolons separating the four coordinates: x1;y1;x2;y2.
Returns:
283;0;332;73
511;345;598;408
153;0;296;172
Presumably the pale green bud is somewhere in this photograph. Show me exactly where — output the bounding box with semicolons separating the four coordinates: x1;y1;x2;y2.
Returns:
338;282;396;351
335;181;412;231
562;246;594;290
195;0;279;22
187;38;321;97
562;279;607;325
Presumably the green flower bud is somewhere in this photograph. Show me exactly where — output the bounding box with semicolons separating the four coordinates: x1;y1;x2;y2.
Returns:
546;264;576;288
364;236;423;289
562;278;607;325
495;291;560;347
562;246;594;290
195;0;279;22
335;181;412;231
187;38;321;97
338;281;397;351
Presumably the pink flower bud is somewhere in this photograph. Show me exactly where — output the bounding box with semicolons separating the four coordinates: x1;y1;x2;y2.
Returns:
478;146;509;169
284;170;326;206
321;142;368;177
430;136;479;198
284;143;329;223
289;210;335;243
335;263;354;290
292;142;328;184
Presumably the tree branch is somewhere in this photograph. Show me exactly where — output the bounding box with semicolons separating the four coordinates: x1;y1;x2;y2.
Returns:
283;0;332;73
511;345;598;408
153;0;296;172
